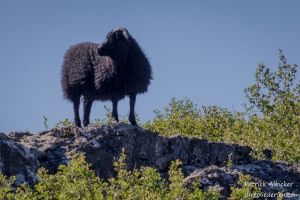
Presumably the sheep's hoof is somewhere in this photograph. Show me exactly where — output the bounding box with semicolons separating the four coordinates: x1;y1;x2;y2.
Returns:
83;121;90;127
130;120;138;127
75;121;82;127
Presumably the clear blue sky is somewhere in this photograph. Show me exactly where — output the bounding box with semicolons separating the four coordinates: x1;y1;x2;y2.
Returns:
1;1;299;134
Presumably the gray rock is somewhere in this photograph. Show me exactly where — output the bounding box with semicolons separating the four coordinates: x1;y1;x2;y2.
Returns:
0;132;39;185
3;123;300;199
0;132;10;140
184;161;300;199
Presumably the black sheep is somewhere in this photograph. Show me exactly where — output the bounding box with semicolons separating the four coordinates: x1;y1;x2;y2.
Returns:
61;28;153;127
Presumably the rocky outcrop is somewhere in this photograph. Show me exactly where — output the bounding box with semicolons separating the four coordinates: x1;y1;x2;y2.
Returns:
1;123;300;199
0;132;38;185
184;161;300;199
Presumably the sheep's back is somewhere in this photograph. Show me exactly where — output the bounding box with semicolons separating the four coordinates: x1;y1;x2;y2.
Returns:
61;42;98;100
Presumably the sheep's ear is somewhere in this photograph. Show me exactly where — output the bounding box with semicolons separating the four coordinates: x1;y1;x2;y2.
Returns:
113;28;129;41
121;29;129;41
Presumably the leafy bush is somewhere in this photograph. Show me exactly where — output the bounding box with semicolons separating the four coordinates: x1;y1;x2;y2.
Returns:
243;50;300;162
144;98;247;141
229;174;261;200
145;50;300;163
55;118;75;128
244;50;300;121
0;173;16;199
0;150;221;199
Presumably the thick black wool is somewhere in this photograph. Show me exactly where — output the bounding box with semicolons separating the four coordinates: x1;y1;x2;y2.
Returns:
61;28;153;127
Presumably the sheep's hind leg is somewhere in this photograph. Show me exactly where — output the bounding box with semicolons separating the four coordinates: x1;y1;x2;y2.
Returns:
111;94;119;123
129;93;138;126
72;96;81;127
83;98;93;126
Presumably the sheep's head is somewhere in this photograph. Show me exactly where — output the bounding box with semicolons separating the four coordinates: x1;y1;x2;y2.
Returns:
97;28;130;65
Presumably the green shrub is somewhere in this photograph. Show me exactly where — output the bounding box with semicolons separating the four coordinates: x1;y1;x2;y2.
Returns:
55;118;75;128
243;50;300;162
229;174;261;200
0;173;16;199
144;98;246;141
0;149;221;199
105;148;221;199
144;51;300;163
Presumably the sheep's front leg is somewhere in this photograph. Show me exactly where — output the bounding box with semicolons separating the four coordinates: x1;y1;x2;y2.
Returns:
72;96;81;127
111;94;119;123
129;93;138;126
83;98;93;126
